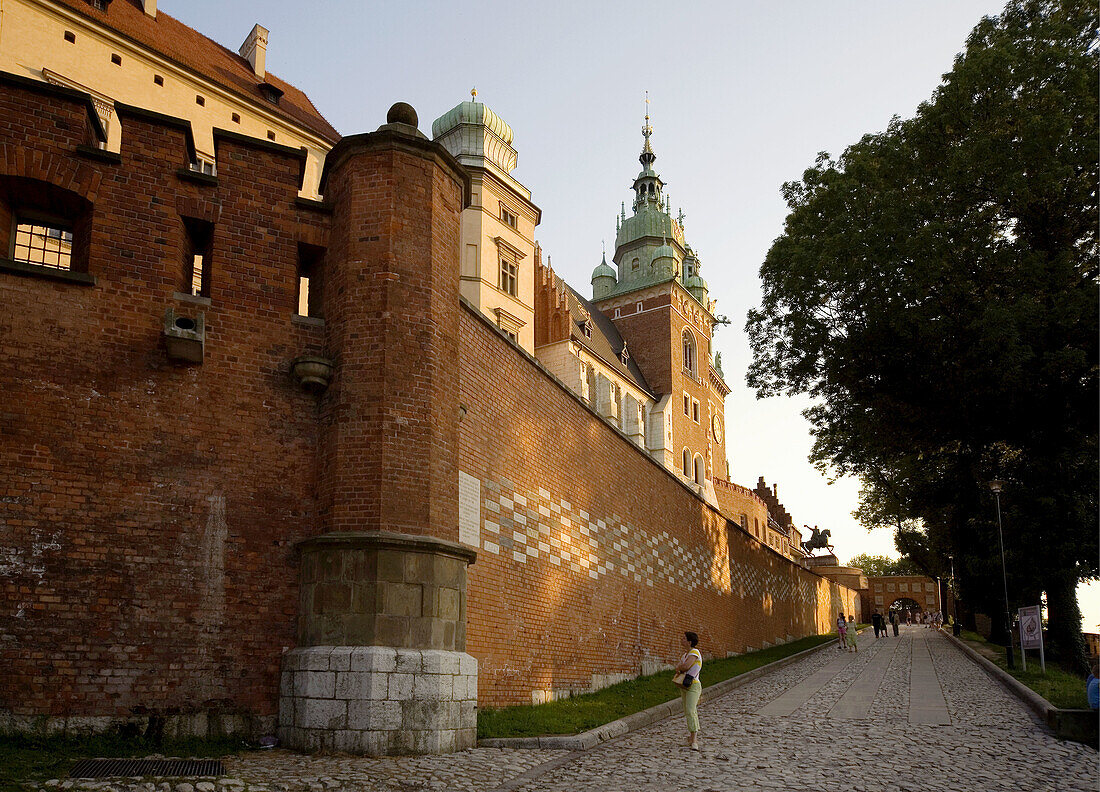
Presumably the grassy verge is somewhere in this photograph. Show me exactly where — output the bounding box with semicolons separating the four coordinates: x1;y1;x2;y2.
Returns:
0;733;251;792
956;629;1087;709
478;633;837;739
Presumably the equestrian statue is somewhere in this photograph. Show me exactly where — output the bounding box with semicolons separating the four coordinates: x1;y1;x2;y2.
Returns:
801;525;833;555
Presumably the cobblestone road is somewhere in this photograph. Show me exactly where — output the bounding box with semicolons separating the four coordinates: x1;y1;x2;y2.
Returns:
39;628;1097;792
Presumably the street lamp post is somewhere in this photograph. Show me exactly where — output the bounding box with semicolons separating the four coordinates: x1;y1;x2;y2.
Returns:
949;554;961;636
988;480;1014;669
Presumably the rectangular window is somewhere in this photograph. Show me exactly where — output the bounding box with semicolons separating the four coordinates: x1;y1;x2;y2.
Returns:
683;393;690;416
12;219;73;270
500;205;517;229
297;243;324;317
182;217;213;298
191;156;216;176
692;399;700;423
499;256;518;296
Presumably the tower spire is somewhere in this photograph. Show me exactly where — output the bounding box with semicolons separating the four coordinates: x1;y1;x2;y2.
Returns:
640;92;656;169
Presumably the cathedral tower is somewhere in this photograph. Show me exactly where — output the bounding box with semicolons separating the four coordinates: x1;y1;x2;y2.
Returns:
591;105;729;486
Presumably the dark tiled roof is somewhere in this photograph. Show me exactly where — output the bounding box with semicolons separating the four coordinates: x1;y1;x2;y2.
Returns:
53;0;339;143
565;286;653;397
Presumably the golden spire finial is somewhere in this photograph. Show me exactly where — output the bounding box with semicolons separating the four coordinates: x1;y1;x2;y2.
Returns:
471;87;477;100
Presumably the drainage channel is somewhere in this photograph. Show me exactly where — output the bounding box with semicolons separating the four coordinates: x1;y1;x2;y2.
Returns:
68;759;224;779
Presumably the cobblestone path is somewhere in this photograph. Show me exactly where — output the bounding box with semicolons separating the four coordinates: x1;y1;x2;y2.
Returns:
37;628;1096;792
509;627;1096;792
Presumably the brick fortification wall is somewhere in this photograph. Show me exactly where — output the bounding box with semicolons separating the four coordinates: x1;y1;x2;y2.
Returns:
0;75;329;732
0;76;857;729
459;308;858;706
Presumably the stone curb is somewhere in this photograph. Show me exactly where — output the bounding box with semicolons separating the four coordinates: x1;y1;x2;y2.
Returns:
941;629;1055;724
479;632;855;751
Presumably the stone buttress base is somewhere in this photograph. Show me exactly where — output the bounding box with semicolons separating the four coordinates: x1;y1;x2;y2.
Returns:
278;646;477;755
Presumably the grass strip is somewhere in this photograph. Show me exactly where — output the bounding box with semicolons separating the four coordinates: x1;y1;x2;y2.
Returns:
957;629;1088;709
0;733;250;792
477;633;838;739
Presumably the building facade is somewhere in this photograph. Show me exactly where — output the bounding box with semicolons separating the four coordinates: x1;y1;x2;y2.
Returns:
0;0;339;195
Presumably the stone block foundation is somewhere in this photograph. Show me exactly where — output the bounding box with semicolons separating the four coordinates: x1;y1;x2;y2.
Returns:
278;646;477;754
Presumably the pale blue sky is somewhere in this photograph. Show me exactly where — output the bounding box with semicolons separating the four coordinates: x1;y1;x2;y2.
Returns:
169;0;1096;630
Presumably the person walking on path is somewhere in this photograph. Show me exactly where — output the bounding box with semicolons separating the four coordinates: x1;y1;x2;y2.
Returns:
847;615;859;652
890;611;899;636
836;612;849;650
674;631;703;751
872;611;884;638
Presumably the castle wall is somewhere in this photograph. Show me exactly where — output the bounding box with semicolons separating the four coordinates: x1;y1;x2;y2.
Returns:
458;305;858;706
0;75;327;731
0;76;860;733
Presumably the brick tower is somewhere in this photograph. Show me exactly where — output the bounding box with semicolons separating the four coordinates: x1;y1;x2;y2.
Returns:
278;104;479;755
590;105;729;490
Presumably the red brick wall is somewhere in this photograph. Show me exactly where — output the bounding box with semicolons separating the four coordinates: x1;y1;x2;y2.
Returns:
1;77;858;724
0;81;328;723
317;136;465;541
459;306;858;706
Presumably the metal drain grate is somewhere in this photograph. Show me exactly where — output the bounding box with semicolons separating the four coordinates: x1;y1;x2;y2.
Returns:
69;759;224;778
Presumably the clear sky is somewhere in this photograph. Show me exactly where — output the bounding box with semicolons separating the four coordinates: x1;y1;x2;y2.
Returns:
169;0;1096;632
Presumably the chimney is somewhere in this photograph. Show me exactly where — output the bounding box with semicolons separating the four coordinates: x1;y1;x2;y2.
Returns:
239;24;268;78
141;0;156;18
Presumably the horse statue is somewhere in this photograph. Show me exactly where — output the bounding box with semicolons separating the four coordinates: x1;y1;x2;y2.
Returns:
801;525;833;554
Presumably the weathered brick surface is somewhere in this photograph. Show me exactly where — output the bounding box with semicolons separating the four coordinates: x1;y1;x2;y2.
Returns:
458;308;858;706
0;81;327;724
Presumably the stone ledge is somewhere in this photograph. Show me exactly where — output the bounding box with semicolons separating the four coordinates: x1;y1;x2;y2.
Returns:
479;634;845;750
297;530;477;565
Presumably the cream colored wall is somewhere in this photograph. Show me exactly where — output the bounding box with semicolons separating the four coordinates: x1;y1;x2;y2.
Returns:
460;172;535;352
0;0;329;197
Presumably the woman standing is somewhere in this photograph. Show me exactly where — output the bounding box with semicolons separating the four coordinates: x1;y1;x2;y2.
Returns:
837;612;849;650
674;631;703;750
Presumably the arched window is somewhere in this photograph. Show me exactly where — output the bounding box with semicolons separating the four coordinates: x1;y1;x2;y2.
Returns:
693;454;705;485
631;257;639;271
682;448;691;477
682;329;696;376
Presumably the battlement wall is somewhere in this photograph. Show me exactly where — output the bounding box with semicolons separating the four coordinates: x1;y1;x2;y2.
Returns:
0;74;330;731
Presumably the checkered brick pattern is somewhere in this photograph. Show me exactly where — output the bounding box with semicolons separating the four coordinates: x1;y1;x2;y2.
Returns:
479;476;724;593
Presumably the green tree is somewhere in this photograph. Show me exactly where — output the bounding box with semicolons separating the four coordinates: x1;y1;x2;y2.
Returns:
746;0;1097;668
846;554;921;577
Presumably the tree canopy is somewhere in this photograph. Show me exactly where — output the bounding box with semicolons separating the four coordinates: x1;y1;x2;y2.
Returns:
746;0;1097;668
846;554;921;578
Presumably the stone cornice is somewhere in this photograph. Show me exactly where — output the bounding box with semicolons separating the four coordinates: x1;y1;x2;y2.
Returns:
297;530;477;565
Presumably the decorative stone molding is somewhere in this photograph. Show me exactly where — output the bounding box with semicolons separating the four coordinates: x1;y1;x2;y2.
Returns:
290;355;334;390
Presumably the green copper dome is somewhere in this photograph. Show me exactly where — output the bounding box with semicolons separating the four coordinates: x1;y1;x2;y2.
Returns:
653;239;676;261
431;100;514;144
592;253;616;282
